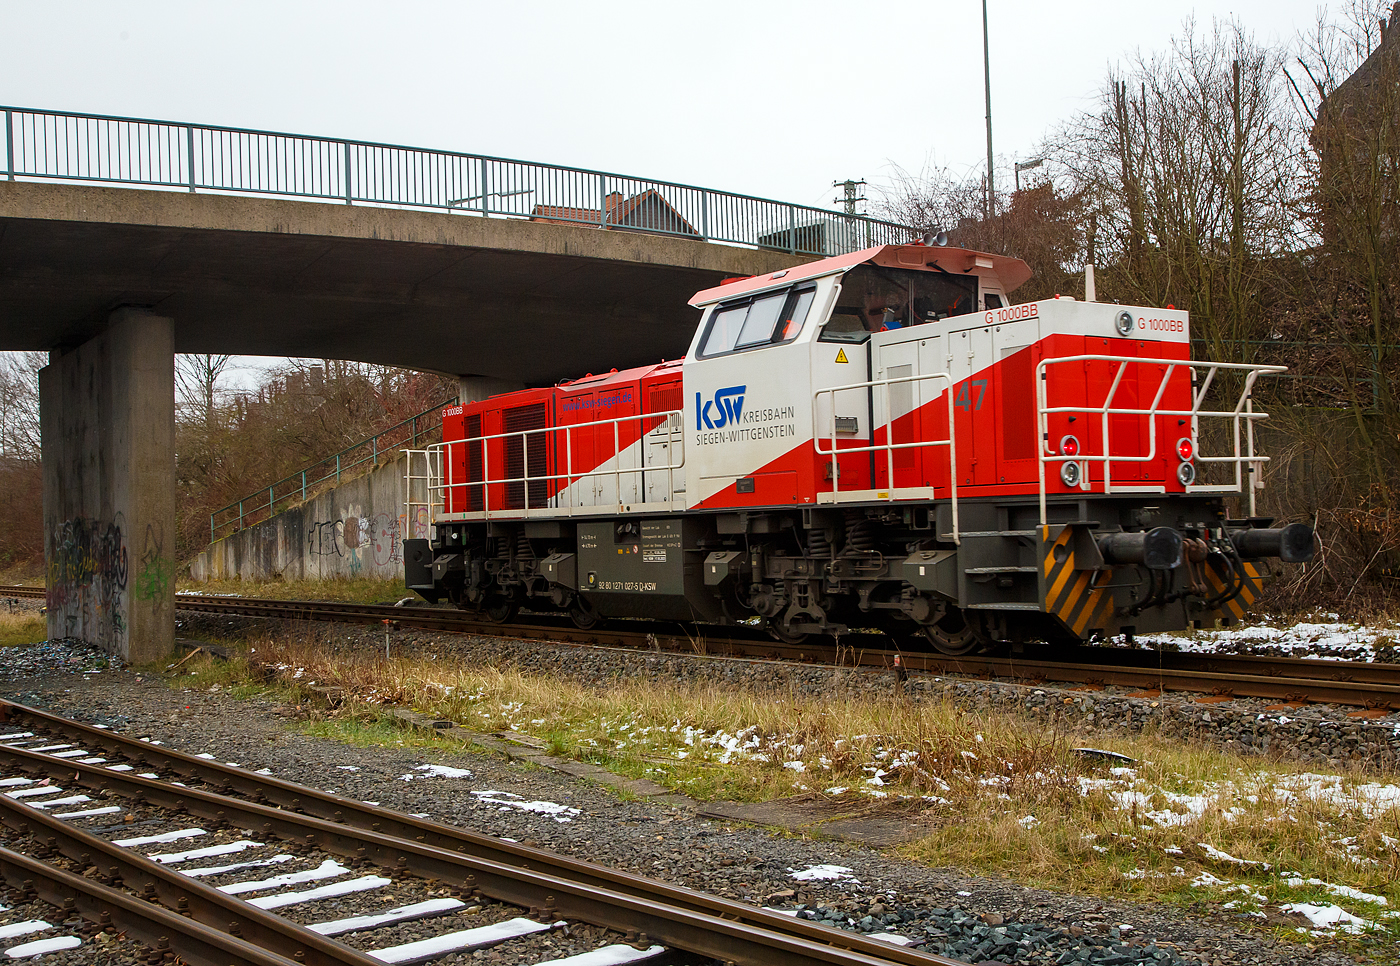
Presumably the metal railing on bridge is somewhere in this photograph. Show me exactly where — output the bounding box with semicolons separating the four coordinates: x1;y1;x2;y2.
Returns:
2;105;913;257
209;399;454;541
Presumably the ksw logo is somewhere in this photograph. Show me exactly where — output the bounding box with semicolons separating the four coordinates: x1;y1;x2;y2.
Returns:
696;385;746;430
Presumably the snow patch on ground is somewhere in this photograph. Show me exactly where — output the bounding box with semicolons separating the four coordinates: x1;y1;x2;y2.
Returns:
399;763;474;781
1132;617;1397;663
470;790;580;822
788;864;859;882
1282;902;1380;935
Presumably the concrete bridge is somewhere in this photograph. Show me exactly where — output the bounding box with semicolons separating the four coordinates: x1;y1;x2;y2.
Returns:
0;106;914;662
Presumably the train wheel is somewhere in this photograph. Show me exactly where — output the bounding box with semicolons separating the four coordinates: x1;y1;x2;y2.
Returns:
919;608;989;656
483;597;518;624
569;597;602;630
768;619;809;645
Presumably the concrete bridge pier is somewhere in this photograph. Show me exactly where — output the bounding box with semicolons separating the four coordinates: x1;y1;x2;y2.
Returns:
40;308;176;664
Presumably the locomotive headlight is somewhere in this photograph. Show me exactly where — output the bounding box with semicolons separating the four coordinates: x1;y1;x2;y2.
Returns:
1060;461;1081;486
1175;437;1194;461
1114;310;1135;337
1059;434;1080;457
1177;461;1197;485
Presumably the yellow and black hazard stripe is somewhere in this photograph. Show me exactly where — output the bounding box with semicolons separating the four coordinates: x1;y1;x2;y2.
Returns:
1040;525;1116;637
1203;557;1265;622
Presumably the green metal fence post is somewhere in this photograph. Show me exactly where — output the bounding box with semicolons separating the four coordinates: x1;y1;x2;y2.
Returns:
186;125;196;193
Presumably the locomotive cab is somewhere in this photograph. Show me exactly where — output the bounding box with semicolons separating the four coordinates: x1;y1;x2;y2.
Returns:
683;244;1029;510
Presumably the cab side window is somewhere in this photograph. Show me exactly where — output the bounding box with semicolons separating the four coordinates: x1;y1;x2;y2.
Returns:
697;286;816;358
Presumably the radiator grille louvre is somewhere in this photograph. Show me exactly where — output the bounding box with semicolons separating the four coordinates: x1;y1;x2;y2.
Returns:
504;403;549;509
463;413;484;511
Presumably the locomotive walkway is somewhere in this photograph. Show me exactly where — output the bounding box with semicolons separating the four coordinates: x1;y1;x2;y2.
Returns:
0;104;915;663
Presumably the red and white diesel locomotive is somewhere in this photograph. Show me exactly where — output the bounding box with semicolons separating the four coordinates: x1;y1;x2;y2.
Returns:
403;242;1312;653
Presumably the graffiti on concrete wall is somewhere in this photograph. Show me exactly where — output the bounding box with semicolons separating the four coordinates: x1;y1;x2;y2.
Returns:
133;523;174;603
46;515;127;648
304;507;408;575
307;519;344;558
369;512;401;567
342;505;364;575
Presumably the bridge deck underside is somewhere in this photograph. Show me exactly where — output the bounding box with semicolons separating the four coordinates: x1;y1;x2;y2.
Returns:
0;181;803;382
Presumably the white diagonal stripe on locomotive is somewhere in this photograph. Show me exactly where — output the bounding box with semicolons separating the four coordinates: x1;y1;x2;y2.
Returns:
683;329;817;510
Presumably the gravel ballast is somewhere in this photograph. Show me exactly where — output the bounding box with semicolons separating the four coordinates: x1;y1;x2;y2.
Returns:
178;609;1400;771
2;616;1389;966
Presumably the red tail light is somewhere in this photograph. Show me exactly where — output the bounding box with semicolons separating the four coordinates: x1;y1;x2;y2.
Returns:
1176;437;1194;461
1060;435;1080;457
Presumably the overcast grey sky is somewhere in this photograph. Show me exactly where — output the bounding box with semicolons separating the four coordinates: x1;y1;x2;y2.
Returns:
3;0;1341;210
2;1;1349;391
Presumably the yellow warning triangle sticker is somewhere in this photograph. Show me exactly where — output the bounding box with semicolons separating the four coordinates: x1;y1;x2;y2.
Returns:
835;348;849;364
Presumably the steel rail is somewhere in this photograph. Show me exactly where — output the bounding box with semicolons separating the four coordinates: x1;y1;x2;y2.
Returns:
0;842;301;966
170;593;755;646
896;653;1400;709
0;791;383;966
1070;644;1400;687
164;593;1400;708
14;583;1400;700
0;712;964;966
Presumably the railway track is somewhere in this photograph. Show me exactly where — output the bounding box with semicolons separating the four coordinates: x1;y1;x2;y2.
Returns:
8;584;1398;711
0;699;961;966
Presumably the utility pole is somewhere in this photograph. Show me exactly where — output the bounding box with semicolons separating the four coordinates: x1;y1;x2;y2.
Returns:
983;0;995;219
833;179;867;215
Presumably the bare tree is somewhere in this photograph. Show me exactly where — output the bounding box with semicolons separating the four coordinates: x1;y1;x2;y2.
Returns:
175;354;236;433
874;164;1087;303
1046;18;1303;360
0;352;45;571
0;351;45;462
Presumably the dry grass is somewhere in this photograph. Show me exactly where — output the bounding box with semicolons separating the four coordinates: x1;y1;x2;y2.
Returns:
173;630;1400;943
0;611;46;648
179;575;409;604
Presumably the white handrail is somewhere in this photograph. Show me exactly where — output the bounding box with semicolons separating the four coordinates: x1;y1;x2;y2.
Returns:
812;369;959;544
402;447;443;539
1034;354;1285;524
422;408;685;520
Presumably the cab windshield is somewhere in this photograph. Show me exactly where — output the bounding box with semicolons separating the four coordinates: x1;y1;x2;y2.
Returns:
820;264;978;342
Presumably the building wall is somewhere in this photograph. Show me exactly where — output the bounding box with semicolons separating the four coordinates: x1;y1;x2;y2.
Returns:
190;452;429;582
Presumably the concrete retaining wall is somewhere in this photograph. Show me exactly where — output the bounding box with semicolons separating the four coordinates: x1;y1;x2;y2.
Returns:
190;452;427;582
